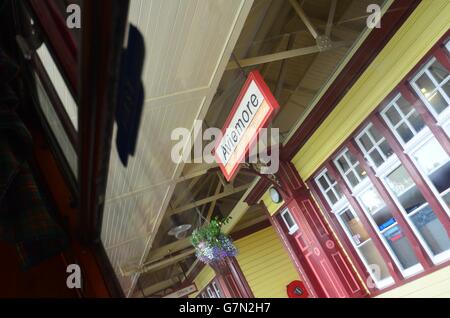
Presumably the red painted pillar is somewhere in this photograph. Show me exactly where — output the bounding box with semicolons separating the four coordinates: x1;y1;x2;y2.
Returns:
273;161;368;298
209;257;254;298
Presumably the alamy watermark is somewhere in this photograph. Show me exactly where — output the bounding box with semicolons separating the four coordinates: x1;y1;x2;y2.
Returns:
66;4;81;29
66;264;82;289
171;120;280;175
367;4;381;29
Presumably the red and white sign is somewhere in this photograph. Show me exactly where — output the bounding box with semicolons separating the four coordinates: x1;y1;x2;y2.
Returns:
215;70;280;181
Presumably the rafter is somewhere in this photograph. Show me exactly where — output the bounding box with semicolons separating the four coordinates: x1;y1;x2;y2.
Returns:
275;33;296;99
168;183;252;216
326;0;337;37
134;277;181;298
288;0;319;39
172;174;211;208
121;248;196;276
226;41;348;70
206;180;222;222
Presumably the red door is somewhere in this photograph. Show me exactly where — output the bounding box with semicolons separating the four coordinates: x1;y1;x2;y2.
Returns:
281;195;366;298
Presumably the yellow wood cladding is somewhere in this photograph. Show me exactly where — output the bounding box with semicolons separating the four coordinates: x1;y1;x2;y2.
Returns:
293;0;450;180
189;266;215;298
190;226;300;298
377;266;450;298
234;227;300;298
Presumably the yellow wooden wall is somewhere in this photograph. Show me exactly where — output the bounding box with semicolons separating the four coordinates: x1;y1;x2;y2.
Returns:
293;0;450;180
189;265;215;298
234;226;300;298
189;226;300;298
377;266;450;298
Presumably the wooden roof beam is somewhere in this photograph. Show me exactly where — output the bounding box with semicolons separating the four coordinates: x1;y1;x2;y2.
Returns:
168;183;252;216
226;41;348;70
288;0;319;39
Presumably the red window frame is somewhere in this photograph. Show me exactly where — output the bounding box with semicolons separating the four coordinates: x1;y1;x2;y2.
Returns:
28;0;78;96
308;31;450;297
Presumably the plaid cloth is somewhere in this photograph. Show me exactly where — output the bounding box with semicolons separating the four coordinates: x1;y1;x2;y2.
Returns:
0;114;68;270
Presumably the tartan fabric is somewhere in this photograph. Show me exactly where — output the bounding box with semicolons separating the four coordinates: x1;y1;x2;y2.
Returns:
0;117;68;270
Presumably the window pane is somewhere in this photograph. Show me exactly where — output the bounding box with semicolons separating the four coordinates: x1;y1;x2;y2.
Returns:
427;91;448;114
416;74;436;94
384;165;450;259
429;161;450;194
413;139;450;193
442;191;450;209
36;44;78;130
359;240;392;282
385;165;414;196
416;73;448;114
316;170;343;207
397;123;414;143
408;112;425;133
385;166;427;214
385;107;401;125
337;157;349;172
369;126;383;142
337;208;394;286
283;212;295;228
413;138;448;175
355;164;366;180
429;60;450;84
410;206;450;256
369;149;384;167
359;188;385;215
326;189;338;205
333;184;343;198
443;80;450;99
360;134;373;151
340;210;369;245
347;171;358;188
34;73;78;177
382;225;420;269
318;176;328;190
397;96;414;115
212;282;222;298
379;140;393;158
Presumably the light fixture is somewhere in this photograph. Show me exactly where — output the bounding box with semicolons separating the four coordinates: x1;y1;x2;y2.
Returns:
168;224;192;239
269;187;282;204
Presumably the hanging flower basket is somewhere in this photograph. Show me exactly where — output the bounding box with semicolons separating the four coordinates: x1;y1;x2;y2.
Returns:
191;217;238;264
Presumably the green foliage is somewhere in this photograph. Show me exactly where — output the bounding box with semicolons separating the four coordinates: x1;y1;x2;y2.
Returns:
191;216;232;247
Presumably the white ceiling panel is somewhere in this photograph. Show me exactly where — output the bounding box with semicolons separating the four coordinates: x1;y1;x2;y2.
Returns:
101;0;254;296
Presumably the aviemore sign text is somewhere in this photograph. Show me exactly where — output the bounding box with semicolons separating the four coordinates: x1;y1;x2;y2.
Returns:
215;70;280;181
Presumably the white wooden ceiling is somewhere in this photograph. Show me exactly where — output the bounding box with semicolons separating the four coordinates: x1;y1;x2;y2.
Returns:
100;0;254;296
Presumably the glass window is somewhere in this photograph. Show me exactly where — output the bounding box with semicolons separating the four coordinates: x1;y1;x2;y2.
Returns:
212;282;222;298
357;186;422;276
315;170;344;208
34;72;78;177
334;149;367;189
384;165;450;263
281;209;299;235
444;120;450;138
206;287;216;298
336;206;393;289
36;44;78;130
411;138;450;215
356;123;394;168
411;58;450;120
381;94;426;145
